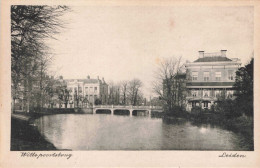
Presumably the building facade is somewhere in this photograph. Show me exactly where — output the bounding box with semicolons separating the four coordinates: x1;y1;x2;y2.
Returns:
185;50;241;112
65;76;109;107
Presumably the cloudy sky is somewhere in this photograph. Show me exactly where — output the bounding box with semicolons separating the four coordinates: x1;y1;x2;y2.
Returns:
48;6;254;98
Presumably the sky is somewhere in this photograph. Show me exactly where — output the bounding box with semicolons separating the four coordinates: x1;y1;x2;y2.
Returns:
48;6;254;98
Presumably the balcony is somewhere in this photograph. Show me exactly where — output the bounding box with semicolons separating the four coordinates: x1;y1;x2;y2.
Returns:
186;82;235;88
186;96;217;101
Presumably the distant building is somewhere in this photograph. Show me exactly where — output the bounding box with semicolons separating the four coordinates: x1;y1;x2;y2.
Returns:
185;50;241;112
65;76;109;107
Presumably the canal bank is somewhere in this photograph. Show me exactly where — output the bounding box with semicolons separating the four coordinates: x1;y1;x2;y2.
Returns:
11;110;76;151
11;114;56;150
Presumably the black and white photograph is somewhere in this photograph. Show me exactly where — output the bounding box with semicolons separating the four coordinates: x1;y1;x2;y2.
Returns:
1;1;260;167
9;5;254;151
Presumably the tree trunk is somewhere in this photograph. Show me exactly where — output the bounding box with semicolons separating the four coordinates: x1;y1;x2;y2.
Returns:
12;98;16;113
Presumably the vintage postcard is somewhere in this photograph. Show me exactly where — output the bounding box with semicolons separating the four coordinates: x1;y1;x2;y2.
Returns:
1;0;260;167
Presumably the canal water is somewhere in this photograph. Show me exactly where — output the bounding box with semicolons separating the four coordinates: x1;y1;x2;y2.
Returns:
34;114;250;150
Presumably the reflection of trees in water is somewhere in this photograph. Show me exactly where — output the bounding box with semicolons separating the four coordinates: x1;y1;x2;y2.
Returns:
132;110;148;116
162;117;187;125
190;118;253;150
34;114;252;150
35;115;67;148
162;117;253;150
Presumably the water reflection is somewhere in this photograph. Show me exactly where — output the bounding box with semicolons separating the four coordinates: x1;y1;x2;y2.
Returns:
34;114;249;150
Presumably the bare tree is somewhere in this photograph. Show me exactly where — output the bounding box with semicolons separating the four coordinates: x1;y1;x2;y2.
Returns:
108;82;121;105
128;79;143;106
11;6;70;112
153;56;185;112
120;81;128;105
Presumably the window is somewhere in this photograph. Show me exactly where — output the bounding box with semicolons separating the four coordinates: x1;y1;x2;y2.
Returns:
215;90;221;98
192;90;198;97
85;87;88;93
78;87;82;93
228;70;234;80
215;72;221;81
90;87;93;93
69;95;73;101
227;90;234;98
192;72;198;81
204;102;208;108
203;90;209;97
203;72;210;81
192;102;197;107
94;87;97;93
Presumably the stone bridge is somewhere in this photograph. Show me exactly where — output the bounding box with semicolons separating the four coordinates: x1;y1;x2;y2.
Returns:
93;105;163;117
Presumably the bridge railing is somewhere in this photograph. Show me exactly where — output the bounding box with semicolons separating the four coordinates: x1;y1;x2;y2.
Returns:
93;105;163;110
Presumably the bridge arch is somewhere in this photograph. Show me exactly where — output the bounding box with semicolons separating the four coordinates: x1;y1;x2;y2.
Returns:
132;109;150;116
92;105;162;117
95;109;112;114
113;109;130;115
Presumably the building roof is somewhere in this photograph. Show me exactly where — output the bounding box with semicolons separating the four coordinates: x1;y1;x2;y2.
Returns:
194;56;232;62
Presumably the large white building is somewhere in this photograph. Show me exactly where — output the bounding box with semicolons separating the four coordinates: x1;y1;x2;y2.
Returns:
185;50;241;112
65;76;108;107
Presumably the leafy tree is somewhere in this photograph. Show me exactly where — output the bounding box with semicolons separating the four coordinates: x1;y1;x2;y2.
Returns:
214;98;238;119
233;58;254;116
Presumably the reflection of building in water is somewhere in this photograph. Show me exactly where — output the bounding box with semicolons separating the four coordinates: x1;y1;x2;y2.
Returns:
185;50;241;111
65;76;108;107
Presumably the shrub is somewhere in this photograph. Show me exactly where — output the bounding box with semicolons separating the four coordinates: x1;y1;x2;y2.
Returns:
191;106;202;115
164;106;189;118
215;99;241;119
94;99;102;105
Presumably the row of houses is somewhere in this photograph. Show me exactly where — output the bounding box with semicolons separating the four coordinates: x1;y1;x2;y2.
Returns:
12;50;241;112
52;50;242;112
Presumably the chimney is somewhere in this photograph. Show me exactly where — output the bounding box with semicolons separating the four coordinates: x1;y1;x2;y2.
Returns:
87;75;90;79
198;51;204;58
102;77;105;83
221;50;227;57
